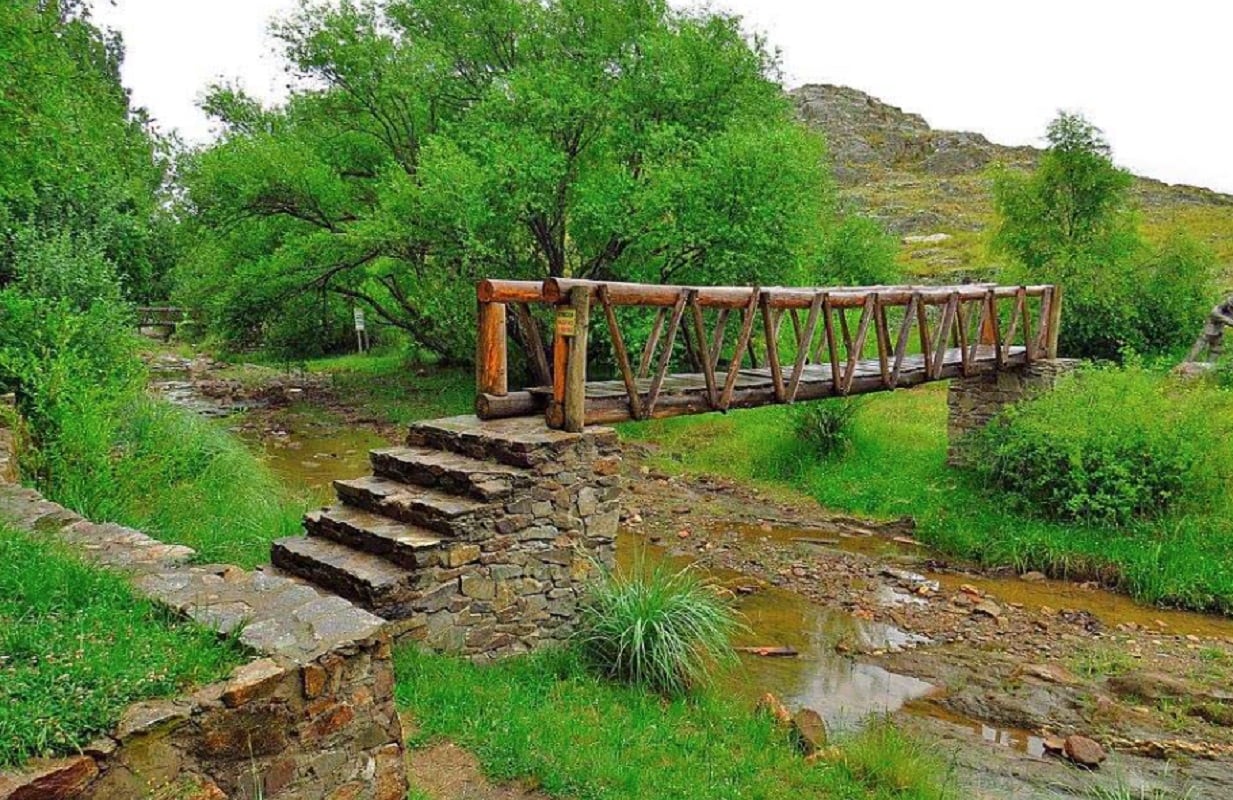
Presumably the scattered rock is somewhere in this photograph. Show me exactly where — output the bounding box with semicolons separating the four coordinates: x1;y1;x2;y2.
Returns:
1063;735;1107;769
221;658;287;708
0;756;99;800
1013;663;1081;686
902;233;952;245
755;693;793;727
971;600;1002;620
790;709;828;756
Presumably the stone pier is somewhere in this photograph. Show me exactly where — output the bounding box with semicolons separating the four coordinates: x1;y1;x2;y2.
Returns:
273;415;622;660
946;359;1079;466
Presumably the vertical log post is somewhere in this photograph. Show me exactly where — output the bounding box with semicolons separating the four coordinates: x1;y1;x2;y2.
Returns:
1046;285;1064;358
476;301;508;397
563;286;592;433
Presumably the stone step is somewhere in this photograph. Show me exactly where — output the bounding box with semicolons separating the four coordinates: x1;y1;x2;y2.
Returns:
270;536;417;618
407;414;613;469
305;506;443;570
333;475;488;535
370;446;532;501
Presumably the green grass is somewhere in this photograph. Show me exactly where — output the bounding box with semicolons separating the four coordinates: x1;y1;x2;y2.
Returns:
0;525;245;767
45;397;307;568
395;645;956;800
302;350;473;425
626;383;1233;614
577;563;744;697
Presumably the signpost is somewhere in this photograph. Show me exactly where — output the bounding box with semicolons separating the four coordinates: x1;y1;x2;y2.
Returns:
353;307;368;353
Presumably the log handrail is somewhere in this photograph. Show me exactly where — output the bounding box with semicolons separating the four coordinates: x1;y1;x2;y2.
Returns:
474;279;1063;432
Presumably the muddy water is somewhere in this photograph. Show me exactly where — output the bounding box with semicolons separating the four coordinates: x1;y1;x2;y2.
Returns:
727;519;1233;641
240;423;386;504
619;532;938;733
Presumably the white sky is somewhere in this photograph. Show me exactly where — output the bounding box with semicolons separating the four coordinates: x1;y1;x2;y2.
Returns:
95;0;1233;194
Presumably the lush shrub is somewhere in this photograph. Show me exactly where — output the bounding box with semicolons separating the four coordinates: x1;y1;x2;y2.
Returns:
973;366;1225;525
792;397;865;458
817;214;900;286
1136;230;1217;356
0;289;303;567
576;564;743;697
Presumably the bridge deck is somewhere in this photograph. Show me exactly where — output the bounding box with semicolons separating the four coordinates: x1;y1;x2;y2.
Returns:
526;345;1026;424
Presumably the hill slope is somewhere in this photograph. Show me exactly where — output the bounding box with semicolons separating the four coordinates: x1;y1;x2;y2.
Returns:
791;84;1233;281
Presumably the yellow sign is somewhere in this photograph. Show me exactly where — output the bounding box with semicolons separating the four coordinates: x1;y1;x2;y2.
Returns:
555;308;577;337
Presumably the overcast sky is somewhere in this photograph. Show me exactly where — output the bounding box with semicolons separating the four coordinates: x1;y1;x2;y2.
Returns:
94;0;1233;194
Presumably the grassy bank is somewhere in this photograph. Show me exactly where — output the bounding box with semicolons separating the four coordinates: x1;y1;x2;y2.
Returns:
395;646;955;800
0;525;245;767
628;383;1233;614
41;396;307;568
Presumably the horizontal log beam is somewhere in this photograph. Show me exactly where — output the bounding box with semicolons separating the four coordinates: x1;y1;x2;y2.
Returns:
475;391;545;420
541;278;1051;310
477;280;548;304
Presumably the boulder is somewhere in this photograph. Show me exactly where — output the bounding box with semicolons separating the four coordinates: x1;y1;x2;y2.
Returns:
1063;735;1107;768
790;709;828;756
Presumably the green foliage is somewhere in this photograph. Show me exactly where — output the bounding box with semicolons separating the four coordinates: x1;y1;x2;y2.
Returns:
394;645;956;799
0;1;173;301
818;215;901;286
974;367;1223;526
576;563;742;697
179;0;842;360
838;720;956;800
0;287;303;568
793;397;865;458
0;525;244;767
991;112;1214;360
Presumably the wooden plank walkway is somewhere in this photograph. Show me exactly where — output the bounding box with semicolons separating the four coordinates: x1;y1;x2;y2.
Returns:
527;346;1026;424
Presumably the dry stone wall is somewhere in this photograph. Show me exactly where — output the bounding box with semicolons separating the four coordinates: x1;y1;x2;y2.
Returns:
946;359;1079;466
399;418;621;658
0;441;408;799
276;416;623;661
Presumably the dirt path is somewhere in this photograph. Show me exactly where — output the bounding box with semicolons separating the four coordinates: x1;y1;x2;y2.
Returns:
407;743;551;800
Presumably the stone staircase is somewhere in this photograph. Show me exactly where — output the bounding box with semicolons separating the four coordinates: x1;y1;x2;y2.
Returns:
271;415;621;657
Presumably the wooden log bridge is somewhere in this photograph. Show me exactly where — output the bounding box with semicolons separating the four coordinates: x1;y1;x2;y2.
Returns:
475;279;1063;433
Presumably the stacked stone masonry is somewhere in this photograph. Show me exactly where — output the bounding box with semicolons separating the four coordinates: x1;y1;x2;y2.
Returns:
0;448;408;798
946;359;1079;466
272;415;622;660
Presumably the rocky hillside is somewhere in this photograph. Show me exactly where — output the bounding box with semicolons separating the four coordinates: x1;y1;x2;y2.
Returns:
791;84;1233;280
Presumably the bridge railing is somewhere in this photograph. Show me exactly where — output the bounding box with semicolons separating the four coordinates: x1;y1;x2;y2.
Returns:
136;306;188;327
476;279;1062;431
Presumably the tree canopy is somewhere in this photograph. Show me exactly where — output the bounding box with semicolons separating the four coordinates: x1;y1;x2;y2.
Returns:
0;0;172;302
179;0;880;361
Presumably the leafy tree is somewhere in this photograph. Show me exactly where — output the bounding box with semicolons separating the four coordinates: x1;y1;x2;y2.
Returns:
179;0;860;362
992;112;1211;360
0;0;172;301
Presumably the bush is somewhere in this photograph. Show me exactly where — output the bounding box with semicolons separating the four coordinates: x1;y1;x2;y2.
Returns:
576;564;743;697
818;214;900;286
0;289;303;567
793;398;864;458
973;366;1225;526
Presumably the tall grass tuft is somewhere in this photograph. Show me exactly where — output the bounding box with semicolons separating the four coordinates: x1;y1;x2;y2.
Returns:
575;563;744;697
792;397;865;458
